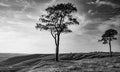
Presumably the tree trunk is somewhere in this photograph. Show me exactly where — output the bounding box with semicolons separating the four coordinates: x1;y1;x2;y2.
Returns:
109;40;112;57
55;34;60;61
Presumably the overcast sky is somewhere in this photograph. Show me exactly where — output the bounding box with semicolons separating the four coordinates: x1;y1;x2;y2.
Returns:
0;0;120;54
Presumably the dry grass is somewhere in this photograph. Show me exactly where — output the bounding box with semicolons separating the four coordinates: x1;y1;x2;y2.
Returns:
18;57;120;72
0;52;120;72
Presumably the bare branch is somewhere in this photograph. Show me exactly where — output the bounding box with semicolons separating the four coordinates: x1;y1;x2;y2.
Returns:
50;29;55;39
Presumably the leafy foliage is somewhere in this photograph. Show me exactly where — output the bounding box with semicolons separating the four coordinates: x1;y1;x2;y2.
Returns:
99;29;118;44
36;3;79;34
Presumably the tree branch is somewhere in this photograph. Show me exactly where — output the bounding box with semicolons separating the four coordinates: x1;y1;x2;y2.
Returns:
50;29;55;39
50;29;57;46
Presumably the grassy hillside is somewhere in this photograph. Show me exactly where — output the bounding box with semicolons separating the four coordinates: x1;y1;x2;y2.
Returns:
0;52;120;72
18;57;120;72
0;53;25;62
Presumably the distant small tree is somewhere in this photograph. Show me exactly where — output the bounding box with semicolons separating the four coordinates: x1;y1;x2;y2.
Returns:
99;29;118;57
35;3;79;61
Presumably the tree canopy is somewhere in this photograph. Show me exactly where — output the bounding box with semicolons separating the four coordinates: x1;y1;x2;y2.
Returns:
99;29;118;44
36;3;79;34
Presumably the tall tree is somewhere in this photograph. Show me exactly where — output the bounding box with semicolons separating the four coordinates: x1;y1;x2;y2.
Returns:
99;29;118;57
35;3;79;61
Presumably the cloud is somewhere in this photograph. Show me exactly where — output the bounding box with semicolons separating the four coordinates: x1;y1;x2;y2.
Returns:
79;12;120;41
0;0;53;12
103;15;120;27
0;0;49;35
0;12;37;35
0;0;26;11
88;0;120;8
98;1;120;8
26;0;53;4
0;2;10;7
97;15;120;32
83;14;120;35
86;0;120;19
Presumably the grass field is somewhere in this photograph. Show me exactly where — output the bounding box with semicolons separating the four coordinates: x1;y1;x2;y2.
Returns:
0;52;120;72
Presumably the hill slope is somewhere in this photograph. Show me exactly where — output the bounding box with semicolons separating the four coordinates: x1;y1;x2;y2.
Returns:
0;52;120;72
20;57;120;72
0;53;25;62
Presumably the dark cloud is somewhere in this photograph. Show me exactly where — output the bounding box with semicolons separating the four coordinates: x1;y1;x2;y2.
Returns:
71;0;120;20
107;0;120;5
